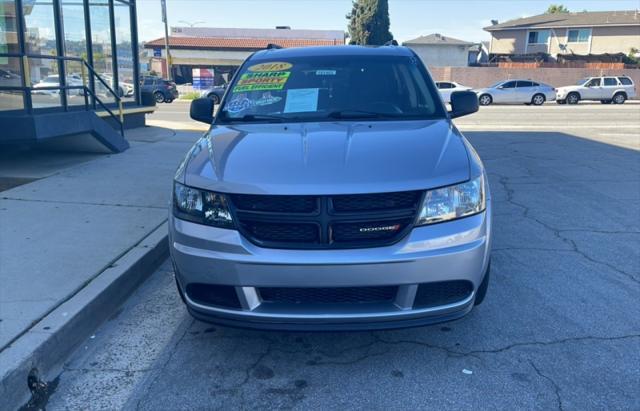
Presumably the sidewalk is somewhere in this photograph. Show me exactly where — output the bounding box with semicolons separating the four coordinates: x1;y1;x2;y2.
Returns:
0;126;201;407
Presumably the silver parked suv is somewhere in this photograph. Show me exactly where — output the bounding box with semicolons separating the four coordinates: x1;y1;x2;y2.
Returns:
170;45;492;330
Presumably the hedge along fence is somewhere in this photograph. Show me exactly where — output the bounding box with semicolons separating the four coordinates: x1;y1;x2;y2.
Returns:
498;62;632;69
430;66;640;94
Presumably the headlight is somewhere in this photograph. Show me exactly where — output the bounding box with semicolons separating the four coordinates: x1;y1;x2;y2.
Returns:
416;176;485;225
173;182;234;229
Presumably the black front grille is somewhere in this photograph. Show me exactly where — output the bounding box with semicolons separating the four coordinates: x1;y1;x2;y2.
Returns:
259;286;397;304
230;194;318;214
413;281;473;309
332;191;422;212
229;191;422;249
240;221;319;243
186;283;241;309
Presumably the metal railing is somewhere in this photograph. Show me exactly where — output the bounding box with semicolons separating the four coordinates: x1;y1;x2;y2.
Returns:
0;53;125;136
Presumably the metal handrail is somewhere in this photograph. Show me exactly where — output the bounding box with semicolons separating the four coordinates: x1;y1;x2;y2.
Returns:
0;52;125;135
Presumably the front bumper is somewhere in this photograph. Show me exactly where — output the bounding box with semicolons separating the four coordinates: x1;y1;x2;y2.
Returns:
169;202;492;330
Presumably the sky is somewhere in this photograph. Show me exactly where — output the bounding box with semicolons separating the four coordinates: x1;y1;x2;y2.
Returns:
135;0;640;43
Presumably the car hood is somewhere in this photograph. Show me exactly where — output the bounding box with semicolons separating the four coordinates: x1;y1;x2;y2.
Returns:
474;88;491;94
181;119;470;195
556;85;578;92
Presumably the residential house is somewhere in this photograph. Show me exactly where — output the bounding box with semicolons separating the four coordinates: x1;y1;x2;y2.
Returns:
484;10;640;61
403;33;476;67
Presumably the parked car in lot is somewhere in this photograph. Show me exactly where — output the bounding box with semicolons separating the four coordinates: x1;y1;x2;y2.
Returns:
556;76;636;105
475;80;556;106
33;74;84;95
171;45;491;330
200;84;227;104
436;81;472;104
140;76;179;103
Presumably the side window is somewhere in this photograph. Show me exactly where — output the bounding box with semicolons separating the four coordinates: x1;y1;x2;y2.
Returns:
618;77;633;86
143;78;153;85
516;81;533;88
531;82;540;87
436;82;452;89
528;30;550;44
501;81;517;88
585;78;601;87
603;77;618;86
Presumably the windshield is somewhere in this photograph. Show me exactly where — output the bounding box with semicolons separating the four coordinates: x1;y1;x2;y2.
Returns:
217;54;445;123
576;78;589;85
489;81;503;88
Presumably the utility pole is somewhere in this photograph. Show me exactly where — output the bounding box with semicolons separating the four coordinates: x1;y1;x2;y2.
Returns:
161;0;171;80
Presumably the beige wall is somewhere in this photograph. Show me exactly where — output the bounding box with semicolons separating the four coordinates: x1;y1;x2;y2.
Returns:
590;26;640;54
489;29;526;54
489;25;640;56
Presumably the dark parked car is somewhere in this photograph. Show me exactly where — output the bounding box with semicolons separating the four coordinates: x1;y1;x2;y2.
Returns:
140;76;179;103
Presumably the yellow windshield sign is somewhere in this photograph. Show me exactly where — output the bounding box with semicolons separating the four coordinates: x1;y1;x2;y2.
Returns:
233;71;291;92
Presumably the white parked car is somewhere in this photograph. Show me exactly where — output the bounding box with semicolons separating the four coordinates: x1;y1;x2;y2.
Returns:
33;75;84;95
475;80;556;106
556;76;636;105
435;81;472;104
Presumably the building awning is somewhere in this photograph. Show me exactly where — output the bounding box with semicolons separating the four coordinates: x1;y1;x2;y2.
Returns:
144;36;343;51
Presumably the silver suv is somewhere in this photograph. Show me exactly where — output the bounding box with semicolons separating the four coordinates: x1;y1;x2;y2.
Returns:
170;45;492;330
556;76;636;104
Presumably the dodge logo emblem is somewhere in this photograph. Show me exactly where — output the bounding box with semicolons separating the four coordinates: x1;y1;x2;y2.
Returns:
359;224;401;233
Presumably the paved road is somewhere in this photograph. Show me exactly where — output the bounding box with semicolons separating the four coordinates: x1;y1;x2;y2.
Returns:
47;107;639;410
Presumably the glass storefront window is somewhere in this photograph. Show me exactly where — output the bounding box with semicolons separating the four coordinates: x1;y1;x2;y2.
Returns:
23;0;60;107
89;0;114;104
1;1;24;110
114;1;133;100
62;0;88;105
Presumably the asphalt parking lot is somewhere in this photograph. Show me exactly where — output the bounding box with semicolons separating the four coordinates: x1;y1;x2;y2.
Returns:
47;104;639;410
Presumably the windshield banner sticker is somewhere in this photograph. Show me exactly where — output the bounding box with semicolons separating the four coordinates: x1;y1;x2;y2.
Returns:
284;88;319;113
226;96;253;113
233;71;291;92
254;93;283;107
247;62;292;72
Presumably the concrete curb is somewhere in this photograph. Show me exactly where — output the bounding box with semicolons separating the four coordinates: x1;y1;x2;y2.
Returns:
0;223;169;409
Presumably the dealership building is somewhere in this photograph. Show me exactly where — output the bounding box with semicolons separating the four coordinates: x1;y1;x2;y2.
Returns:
0;0;145;152
143;26;345;87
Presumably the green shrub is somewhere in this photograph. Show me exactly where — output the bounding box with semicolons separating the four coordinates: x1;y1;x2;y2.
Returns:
180;92;201;100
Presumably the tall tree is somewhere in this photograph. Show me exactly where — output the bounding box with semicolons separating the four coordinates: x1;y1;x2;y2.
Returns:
546;4;569;13
346;0;393;45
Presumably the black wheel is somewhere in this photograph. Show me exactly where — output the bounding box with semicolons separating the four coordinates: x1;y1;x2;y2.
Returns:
566;92;580;105
478;94;492;106
154;91;166;103
601;100;612;104
207;93;220;105
474;262;491;306
166;98;174;103
531;93;545;106
613;93;626;104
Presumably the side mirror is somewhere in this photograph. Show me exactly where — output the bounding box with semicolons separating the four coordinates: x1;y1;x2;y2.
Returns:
449;91;479;119
190;97;215;124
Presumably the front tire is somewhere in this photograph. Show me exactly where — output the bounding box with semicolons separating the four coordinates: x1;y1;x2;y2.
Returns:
478;94;492;106
531;93;545;106
566;92;580;105
154;91;166;103
613;93;626;104
207;93;220;105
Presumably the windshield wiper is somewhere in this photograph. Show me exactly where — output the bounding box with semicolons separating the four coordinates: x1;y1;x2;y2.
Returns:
221;113;286;123
326;110;400;119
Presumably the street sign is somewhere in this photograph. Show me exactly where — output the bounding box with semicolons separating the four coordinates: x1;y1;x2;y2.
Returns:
153;48;161;58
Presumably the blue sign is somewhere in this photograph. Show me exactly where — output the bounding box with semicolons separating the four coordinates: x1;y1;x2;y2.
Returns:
153;48;161;58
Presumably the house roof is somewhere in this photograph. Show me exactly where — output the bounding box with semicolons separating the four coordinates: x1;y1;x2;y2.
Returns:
402;33;475;46
143;36;343;50
484;10;640;31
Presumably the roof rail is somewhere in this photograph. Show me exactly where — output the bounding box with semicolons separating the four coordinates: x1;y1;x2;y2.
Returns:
384;40;398;46
266;43;283;50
